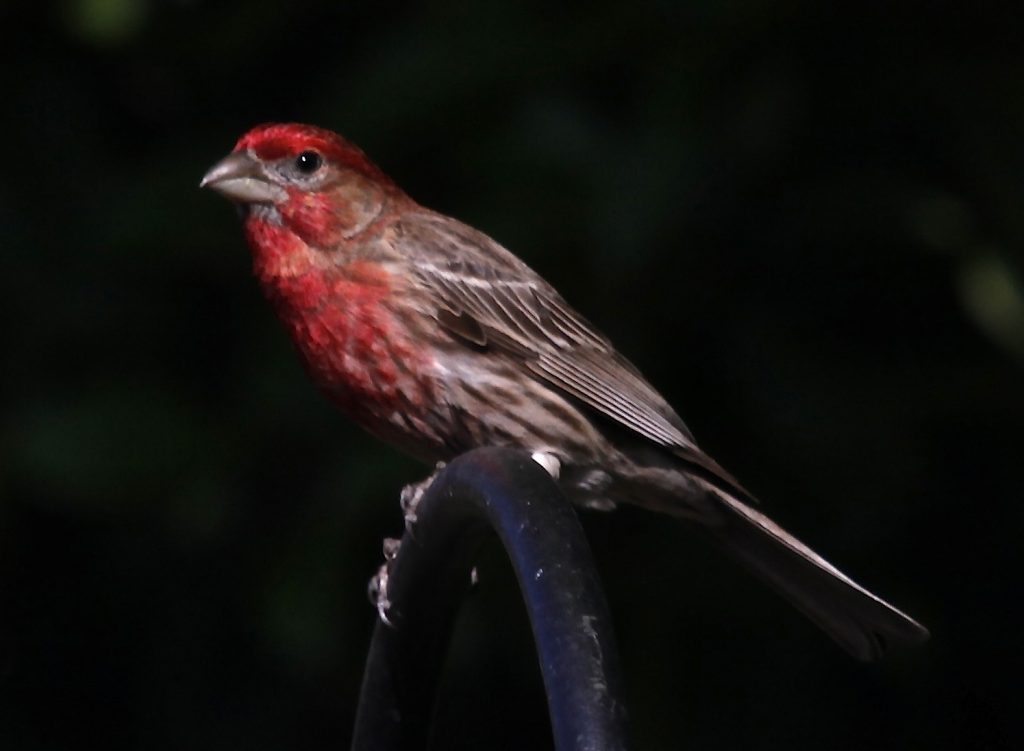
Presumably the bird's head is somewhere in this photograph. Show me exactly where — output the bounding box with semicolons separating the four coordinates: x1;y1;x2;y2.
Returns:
201;123;405;253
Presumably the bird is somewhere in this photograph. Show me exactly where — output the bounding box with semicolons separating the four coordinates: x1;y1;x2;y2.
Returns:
201;122;928;660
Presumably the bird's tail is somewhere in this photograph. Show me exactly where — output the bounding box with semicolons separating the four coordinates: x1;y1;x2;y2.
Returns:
705;489;928;661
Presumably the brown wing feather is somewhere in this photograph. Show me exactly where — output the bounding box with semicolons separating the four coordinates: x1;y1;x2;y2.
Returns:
399;212;750;495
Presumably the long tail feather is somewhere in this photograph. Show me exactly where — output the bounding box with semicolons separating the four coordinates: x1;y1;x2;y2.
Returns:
708;490;928;661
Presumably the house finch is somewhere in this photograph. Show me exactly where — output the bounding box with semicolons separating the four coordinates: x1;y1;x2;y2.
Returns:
201;122;927;660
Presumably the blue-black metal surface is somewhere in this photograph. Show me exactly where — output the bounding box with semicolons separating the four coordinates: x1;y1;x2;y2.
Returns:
350;447;628;751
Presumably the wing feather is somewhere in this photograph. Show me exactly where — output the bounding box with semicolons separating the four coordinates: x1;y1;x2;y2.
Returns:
397;212;734;451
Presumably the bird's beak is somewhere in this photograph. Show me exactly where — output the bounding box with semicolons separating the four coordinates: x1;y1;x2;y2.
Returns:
200;151;286;204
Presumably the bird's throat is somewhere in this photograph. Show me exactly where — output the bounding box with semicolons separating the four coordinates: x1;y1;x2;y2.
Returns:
245;229;434;425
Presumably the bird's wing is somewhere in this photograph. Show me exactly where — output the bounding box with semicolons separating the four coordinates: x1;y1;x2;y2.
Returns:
420;256;695;445
398;213;747;489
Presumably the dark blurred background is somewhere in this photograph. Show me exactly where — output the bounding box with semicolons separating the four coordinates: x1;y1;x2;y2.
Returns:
2;2;1021;749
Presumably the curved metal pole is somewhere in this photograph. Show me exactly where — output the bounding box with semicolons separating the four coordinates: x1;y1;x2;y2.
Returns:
350;447;629;751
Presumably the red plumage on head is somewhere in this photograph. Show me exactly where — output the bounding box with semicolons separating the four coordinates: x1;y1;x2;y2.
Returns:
234;122;394;186
227;123;432;421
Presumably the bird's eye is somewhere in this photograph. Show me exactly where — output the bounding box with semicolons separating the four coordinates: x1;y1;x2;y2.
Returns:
295;150;323;175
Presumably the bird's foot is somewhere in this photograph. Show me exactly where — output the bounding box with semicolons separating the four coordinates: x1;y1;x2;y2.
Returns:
400;461;446;530
367;536;402;626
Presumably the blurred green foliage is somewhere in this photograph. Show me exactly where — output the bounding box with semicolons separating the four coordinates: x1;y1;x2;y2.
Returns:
2;2;1022;749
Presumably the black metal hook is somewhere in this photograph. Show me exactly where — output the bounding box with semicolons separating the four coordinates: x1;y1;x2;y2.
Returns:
350;447;629;751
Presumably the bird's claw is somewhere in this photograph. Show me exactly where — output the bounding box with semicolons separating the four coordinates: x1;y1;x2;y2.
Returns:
530;451;561;480
367;536;402;627
382;536;401;561
400;461;446;531
370;462;450;625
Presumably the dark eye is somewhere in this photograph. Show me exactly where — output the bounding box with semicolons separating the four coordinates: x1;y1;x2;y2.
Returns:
295;150;323;175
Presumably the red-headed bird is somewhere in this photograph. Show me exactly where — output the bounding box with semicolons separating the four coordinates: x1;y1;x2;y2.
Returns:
202;123;928;660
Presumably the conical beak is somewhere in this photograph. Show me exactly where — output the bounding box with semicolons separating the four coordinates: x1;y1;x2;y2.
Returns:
200;151;286;204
